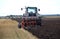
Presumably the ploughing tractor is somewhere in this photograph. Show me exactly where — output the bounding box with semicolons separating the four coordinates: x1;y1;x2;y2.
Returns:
18;7;41;30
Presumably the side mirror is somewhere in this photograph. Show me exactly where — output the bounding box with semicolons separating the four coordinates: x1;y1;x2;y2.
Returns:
21;8;23;10
38;9;40;11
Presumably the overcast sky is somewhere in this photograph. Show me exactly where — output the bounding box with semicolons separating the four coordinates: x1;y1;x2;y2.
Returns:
0;0;60;16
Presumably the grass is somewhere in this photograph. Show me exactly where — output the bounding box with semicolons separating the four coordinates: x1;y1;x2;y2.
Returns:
0;19;38;39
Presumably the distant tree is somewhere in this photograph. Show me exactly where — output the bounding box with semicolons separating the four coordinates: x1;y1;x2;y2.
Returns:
10;15;13;18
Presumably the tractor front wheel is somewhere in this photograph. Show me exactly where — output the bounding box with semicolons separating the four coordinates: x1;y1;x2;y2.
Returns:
18;23;21;28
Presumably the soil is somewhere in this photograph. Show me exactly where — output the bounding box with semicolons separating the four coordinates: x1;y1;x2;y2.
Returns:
28;18;60;39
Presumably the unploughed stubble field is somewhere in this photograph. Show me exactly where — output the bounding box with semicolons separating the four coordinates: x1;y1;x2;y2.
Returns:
0;19;38;39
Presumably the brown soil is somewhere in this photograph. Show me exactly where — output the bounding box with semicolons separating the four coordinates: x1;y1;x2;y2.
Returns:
28;18;60;39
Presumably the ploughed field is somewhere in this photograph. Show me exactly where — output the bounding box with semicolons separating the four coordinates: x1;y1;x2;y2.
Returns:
0;19;38;39
28;17;60;39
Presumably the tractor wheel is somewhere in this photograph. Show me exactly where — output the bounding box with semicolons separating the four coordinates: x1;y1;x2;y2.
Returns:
18;24;21;28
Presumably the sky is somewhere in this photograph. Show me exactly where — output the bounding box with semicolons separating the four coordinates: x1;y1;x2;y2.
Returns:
0;0;60;16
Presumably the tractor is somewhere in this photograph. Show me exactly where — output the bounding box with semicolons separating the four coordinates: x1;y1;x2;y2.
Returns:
18;7;41;30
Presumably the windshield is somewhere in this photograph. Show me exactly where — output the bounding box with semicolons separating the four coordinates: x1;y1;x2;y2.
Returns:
28;8;35;13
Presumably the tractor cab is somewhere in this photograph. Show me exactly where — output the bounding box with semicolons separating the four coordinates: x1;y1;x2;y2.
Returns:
26;7;40;16
21;7;40;17
26;7;37;16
